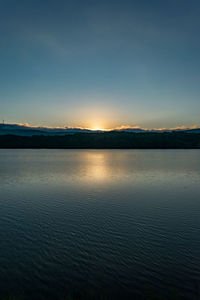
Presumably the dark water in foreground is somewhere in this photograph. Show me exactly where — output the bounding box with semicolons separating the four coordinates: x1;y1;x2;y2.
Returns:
0;150;200;299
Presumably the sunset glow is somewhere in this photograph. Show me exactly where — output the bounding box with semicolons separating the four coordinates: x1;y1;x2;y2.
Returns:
0;0;199;128
1;1;200;299
90;126;107;131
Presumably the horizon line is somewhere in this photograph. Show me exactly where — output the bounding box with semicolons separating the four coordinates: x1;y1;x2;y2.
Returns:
0;122;200;132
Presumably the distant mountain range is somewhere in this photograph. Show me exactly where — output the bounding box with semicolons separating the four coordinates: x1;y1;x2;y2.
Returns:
0;123;200;136
0;124;92;136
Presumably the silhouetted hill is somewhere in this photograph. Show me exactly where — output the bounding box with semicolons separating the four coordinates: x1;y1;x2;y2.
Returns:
0;132;200;149
1;124;200;136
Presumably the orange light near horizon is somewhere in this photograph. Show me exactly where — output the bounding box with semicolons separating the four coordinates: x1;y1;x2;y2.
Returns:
89;122;108;131
91;126;105;131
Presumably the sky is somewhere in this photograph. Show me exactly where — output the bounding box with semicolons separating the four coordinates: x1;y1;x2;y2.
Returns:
0;0;200;130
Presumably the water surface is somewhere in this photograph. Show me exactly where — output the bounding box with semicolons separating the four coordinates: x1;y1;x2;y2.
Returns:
0;150;200;299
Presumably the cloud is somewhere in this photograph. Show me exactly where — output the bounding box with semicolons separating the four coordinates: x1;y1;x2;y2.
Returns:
113;125;141;130
169;125;200;130
110;124;200;132
2;123;199;132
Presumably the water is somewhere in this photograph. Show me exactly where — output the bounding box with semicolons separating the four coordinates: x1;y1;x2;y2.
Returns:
0;150;200;299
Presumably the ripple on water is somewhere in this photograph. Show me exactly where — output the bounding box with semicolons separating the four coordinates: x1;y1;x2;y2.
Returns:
0;149;200;299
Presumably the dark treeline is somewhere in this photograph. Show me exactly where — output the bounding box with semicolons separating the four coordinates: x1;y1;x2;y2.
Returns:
0;132;200;149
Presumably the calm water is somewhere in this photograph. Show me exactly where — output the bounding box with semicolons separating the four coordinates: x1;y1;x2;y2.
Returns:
0;150;200;299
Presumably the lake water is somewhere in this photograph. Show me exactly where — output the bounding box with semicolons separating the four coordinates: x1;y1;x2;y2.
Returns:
0;150;200;299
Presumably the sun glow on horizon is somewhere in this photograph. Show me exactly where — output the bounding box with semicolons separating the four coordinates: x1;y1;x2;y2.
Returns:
89;121;110;131
90;126;107;131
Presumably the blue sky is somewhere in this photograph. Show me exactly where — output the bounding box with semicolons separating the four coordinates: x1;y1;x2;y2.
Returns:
0;0;200;129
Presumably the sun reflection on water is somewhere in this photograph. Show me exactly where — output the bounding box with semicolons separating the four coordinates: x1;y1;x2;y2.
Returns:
58;150;134;186
82;152;110;182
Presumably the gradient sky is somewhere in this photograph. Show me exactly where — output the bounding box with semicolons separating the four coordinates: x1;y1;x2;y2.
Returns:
0;0;200;129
